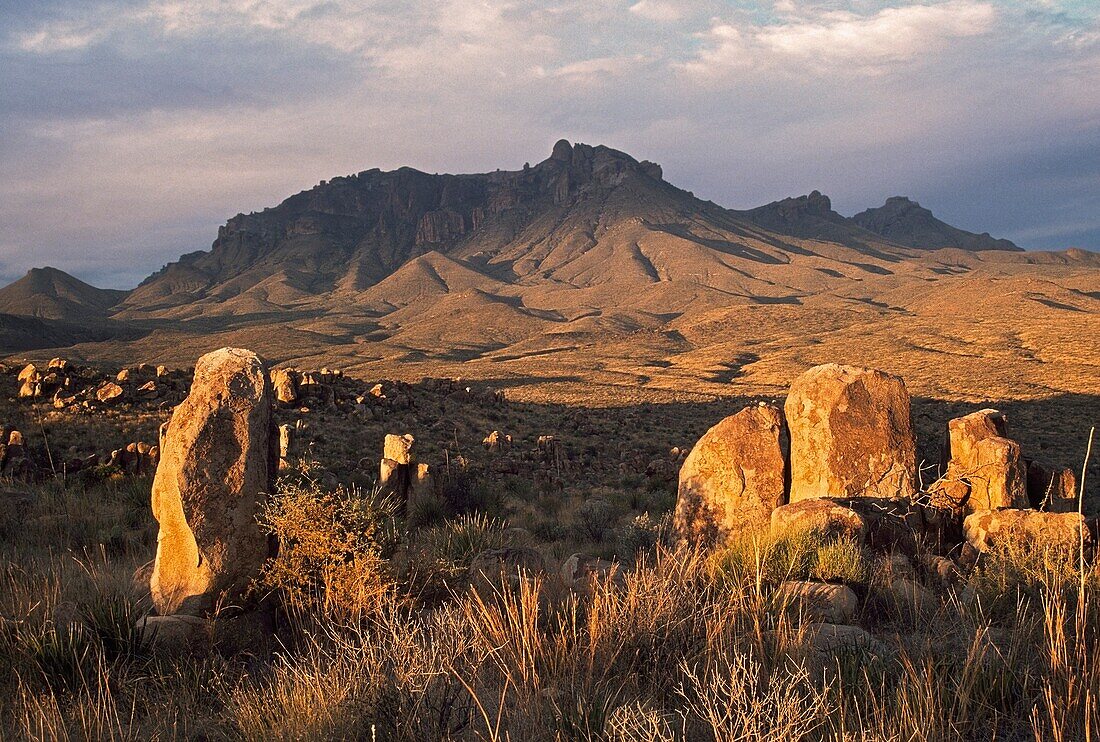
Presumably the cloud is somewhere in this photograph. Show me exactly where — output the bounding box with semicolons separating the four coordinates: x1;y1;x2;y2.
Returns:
1;0;1099;288
685;1;998;76
629;0;684;23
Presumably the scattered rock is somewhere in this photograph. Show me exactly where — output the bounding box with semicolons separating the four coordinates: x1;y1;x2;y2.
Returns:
674;402;787;544
1026;460;1078;512
271;368;298;405
785;364;916;501
96;382;124;404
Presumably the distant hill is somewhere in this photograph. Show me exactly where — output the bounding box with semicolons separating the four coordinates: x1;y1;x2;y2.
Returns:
852;196;1021;252
0;267;126;321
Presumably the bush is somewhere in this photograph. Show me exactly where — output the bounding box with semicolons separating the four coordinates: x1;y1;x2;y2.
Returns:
574;497;618;542
409;513;516;601
709;529;869;589
257;479;399;618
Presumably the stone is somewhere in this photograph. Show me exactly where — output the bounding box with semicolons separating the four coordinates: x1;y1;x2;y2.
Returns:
1027;460;1078;513
483;430;511;451
96;382;124;404
117;368;131;383
277;424;294;471
47;358;68;371
771;499;868;542
785;364;916;501
368;383;385;399
18;380;39;399
134;615;213;655
776;581;859;624
271;368;298;405
383;433;415;465
469;547;548;594
886;577;937;617
150;347;275;616
674;403;787;544
963;509;1087;554
560;552;623;590
933;410;1028;513
17;363;39;383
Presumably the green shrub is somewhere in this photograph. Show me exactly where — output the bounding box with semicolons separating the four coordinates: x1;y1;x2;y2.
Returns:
810;538;871;584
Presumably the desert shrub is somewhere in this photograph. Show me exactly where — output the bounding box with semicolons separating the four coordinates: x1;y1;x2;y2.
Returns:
574;497;618;542
810;537;871;584
614;512;673;560
709;529;824;589
408;513;515;601
436;465;502;517
257;479;399;617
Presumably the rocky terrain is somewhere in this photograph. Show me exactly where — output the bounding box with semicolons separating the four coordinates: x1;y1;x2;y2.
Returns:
2;345;1096;738
0;141;1098;739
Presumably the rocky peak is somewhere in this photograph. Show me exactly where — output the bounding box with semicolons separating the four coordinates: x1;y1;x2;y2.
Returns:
853;197;1021;252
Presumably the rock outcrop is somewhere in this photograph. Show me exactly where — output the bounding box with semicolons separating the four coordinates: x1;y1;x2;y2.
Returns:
931;410;1028;513
785;364;916;502
150;347;275;616
673;403;787;543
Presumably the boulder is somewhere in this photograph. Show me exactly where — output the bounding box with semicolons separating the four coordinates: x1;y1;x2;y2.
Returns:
469;547;548;595
150;347;275;616
383;433;414;465
271;368;298;405
776;581;859;624
785;364;916;501
1027;460;1078;513
673;403;787;544
932;410;1028;513
963;509;1087;553
771;499;868;542
483;430;512;452
96;382;124;404
17;363;39;383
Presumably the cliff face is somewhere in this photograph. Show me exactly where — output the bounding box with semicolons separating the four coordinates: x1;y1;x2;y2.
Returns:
852;197;1022;252
122;141;671;310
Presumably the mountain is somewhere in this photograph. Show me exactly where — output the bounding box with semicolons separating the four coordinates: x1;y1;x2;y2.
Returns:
1;141;1095;406
0;267;127;321
852;196;1021;252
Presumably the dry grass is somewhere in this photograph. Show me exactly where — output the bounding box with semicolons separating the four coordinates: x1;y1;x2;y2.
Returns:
2;469;1100;740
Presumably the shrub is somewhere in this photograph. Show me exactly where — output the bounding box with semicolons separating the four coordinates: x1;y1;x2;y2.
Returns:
409;513;515;601
257;479;399;618
810;537;871;585
574;497;618;542
614;513;672;560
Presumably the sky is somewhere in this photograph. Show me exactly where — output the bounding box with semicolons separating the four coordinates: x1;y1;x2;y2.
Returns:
1;0;1098;289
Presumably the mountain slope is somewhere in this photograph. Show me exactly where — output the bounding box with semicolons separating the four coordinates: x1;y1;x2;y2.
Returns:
852;196;1021;252
0;267;126;321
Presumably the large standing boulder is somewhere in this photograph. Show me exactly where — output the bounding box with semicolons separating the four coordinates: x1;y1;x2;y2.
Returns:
673;402;787;544
931;410;1028;513
785;364;916;502
150;348;275;616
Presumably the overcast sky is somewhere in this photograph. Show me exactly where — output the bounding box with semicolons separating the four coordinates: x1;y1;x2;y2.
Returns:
1;0;1098;289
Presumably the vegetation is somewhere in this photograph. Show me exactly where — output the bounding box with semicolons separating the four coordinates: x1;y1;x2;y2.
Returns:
2;467;1099;740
